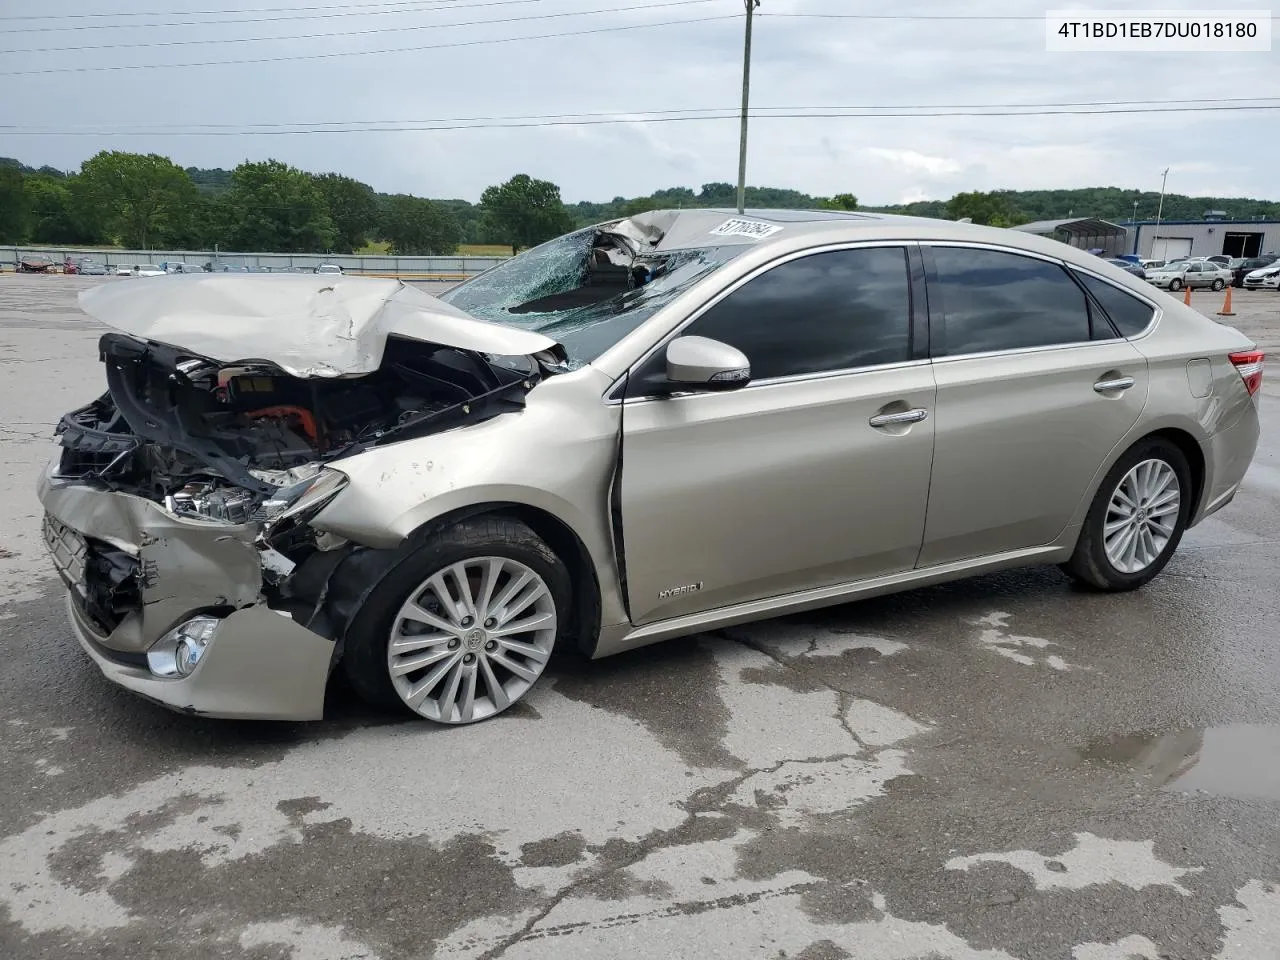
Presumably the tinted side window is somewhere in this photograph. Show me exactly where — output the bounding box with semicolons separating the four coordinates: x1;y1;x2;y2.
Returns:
1076;273;1156;337
680;247;912;381
930;247;1091;355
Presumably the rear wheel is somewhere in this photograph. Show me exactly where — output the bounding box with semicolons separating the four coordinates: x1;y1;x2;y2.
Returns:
1062;438;1192;591
1169;278;1183;291
1212;278;1225;291
342;516;571;724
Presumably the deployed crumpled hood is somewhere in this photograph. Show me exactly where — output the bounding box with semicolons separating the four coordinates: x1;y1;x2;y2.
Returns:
78;274;562;378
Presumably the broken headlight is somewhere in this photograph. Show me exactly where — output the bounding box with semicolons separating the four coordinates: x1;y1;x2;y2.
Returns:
260;468;349;524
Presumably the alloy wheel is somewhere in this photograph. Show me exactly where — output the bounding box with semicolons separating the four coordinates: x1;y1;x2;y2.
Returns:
1103;459;1182;575
386;556;557;723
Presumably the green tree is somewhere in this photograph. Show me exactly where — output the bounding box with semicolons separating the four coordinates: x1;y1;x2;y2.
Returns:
945;190;1022;227
24;175;104;245
224;160;337;252
480;174;575;256
0;166;28;243
620;195;660;217
313;173;379;253
822;193;859;211
75;151;198;248
378;194;461;255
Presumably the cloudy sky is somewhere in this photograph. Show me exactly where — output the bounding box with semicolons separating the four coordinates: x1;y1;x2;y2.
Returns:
2;0;1277;205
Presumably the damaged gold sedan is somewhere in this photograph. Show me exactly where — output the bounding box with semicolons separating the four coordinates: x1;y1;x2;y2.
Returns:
38;210;1263;724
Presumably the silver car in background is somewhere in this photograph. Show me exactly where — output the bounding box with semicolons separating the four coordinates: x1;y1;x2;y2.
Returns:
38;210;1264;725
1145;259;1231;291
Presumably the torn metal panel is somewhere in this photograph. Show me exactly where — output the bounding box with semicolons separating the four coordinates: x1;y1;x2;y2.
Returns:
77;274;560;378
39;472;263;652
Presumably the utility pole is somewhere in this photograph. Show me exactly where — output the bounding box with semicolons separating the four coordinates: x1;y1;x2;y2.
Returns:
736;0;760;216
1151;167;1169;259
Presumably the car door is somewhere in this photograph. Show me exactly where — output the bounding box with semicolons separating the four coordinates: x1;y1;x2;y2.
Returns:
916;244;1149;567
618;244;937;626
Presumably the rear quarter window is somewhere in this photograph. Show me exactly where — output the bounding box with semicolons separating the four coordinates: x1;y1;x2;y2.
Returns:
1074;272;1156;337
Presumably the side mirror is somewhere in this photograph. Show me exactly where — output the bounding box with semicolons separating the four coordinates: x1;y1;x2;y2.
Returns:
665;336;751;392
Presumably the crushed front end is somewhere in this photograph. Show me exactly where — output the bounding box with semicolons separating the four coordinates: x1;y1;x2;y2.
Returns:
38;328;541;720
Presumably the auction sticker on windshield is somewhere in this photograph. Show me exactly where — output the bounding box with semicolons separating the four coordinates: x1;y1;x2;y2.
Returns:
709;218;783;241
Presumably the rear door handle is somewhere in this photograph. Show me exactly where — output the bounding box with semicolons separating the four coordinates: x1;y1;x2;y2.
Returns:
1094;376;1136;393
869;408;929;428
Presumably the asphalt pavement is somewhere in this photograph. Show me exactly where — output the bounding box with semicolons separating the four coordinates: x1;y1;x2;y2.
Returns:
2;274;1279;960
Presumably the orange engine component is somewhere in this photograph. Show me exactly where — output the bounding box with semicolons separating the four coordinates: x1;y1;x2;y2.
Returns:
246;405;321;449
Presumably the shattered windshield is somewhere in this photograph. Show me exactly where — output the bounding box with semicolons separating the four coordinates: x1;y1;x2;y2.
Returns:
441;228;746;367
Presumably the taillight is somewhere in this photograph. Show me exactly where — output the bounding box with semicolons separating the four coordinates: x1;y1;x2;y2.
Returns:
1229;349;1265;397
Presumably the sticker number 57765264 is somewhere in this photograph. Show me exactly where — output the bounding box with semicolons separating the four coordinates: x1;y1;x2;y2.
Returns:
709;218;783;241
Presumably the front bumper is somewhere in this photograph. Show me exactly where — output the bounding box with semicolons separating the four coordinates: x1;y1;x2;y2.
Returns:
1243;276;1280;290
38;468;334;720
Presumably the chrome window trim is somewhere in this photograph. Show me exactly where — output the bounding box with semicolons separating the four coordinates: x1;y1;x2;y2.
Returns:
922;240;1143;360
603;239;921;403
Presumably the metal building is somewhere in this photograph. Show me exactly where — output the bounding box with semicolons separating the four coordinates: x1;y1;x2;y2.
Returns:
1127;217;1280;260
1010;217;1127;257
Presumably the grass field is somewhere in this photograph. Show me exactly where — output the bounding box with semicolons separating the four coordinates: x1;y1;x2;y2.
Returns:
353;242;513;257
459;244;515;256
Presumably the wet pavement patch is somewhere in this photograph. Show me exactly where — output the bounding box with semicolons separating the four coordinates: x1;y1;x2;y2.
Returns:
1079;725;1280;800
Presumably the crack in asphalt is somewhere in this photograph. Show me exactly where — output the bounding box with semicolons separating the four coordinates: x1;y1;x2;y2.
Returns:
475;751;867;960
714;628;877;752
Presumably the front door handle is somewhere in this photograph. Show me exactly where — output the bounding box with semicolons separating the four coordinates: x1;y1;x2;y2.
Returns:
869;408;929;428
1094;376;1136;394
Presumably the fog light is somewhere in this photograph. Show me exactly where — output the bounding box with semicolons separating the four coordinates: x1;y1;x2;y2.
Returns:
147;616;221;678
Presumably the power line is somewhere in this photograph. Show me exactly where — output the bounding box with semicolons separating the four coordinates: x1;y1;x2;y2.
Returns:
6;102;1278;137
0;0;543;34
6;97;1275;131
0;14;738;75
0;0;460;17
761;11;1280;19
1;0;720;55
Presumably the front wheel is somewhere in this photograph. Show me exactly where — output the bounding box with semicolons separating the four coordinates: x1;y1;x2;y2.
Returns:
1168;278;1183;291
1212;278;1225;291
342;516;571;724
1062;438;1192;591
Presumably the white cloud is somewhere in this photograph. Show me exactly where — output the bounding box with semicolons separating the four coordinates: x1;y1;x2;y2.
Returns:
3;0;1275;204
864;148;963;178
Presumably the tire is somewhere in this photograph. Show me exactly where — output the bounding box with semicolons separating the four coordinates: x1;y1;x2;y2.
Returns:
1169;278;1183;291
341;516;572;724
1062;438;1192;591
1212;278;1225;291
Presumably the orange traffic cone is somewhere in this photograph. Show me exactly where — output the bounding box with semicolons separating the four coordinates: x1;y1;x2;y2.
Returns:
1183;285;1192;306
1217;286;1236;316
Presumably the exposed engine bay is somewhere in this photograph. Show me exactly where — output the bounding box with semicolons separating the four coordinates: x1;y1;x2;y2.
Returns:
54;332;538;524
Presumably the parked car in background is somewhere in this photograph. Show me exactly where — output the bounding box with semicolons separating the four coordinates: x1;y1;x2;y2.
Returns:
1140;259;1166;270
1145;259;1231;291
315;264;343;275
1206;255;1233;266
1105;258;1146;279
131;264;165;278
116;265;134;276
1243;263;1280;290
63;259;80;275
160;261;204;275
1230;255;1278;287
37;209;1265;724
19;256;55;273
77;259;107;276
